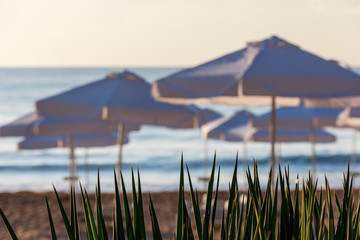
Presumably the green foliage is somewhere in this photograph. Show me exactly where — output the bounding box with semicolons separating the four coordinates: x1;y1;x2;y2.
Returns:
1;156;360;240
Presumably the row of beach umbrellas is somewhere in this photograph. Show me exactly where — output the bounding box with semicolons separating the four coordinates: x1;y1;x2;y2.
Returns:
0;71;203;185
1;104;341;180
1;35;360;187
200;110;337;175
152;35;360;183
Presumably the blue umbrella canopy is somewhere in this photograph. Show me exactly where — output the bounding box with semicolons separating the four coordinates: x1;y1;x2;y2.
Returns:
152;36;360;174
252;104;343;129
337;107;360;128
251;129;336;143
201;110;255;141
0;112;139;137
36;70;200;129
152;36;360;106
18;133;129;150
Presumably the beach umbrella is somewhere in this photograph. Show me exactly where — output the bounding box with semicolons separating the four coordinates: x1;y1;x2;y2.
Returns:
18;133;129;186
18;133;129;149
201;110;255;142
201;110;255;177
197;108;223;127
251;128;336;169
336;107;360;168
201;110;335;184
0;112;139;137
196;108;223;177
0;111;139;184
252;104;343;130
36;71;199;128
251;129;336;143
35;70;201;176
337;107;360;128
152;35;360;174
251;104;343;172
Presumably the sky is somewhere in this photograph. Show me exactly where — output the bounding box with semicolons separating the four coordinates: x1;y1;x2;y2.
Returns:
0;0;359;67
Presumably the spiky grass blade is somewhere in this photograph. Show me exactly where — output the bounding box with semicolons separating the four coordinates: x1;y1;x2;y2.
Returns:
70;187;80;240
96;171;108;240
225;153;239;237
0;208;19;240
149;194;162;240
293;174;300;239
45;196;57;240
186;163;202;239
131;169;140;240
120;172;134;240
210;165;221;240
53;186;76;240
220;209;225;240
137;169;146;240
202;155;216;240
113;170;125;240
79;185;96;240
270;179;278;239
325;177;335;240
317;202;327;240
176;155;185;240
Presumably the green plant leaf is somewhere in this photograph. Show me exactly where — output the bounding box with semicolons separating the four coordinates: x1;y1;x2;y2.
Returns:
131;168;139;240
186;163;202;239
45;195;57;240
149;194;162;240
120;172;134;240
202;155;216;240
113;170;125;240
137;169;146;240
210;164;221;240
176;154;185;240
53;185;76;240
0;208;19;240
80;185;97;240
96;171;108;240
70;187;80;240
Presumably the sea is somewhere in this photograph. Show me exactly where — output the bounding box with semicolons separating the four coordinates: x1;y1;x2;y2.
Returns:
0;67;360;193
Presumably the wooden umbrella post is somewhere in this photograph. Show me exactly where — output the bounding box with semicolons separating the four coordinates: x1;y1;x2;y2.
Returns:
242;140;248;189
204;137;208;179
352;129;357;175
84;148;89;189
276;143;282;167
67;135;76;190
270;96;277;186
117;123;125;185
310;120;316;175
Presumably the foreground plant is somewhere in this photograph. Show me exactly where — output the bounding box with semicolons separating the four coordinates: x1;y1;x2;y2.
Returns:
1;156;360;239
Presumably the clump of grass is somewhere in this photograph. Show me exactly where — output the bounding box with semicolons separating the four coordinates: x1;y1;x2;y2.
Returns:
1;155;360;239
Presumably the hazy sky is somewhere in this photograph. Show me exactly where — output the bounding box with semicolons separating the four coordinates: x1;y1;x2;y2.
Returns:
1;0;359;67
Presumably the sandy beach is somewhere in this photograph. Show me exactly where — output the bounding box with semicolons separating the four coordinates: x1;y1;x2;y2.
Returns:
0;190;231;239
0;188;352;239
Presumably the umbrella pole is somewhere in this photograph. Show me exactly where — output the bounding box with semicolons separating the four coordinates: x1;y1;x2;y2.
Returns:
270;96;277;186
352;129;357;176
117;123;125;185
277;143;282;166
243;140;248;189
204;137;208;178
84;148;89;189
67;135;76;191
310;121;316;175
